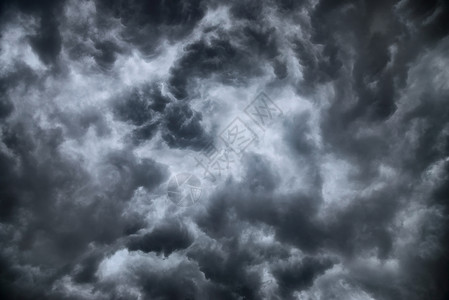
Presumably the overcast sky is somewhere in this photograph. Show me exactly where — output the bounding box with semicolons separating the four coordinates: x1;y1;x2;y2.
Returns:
0;0;448;299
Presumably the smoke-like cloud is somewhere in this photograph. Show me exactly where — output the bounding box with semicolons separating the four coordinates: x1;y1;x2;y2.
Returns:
0;0;448;299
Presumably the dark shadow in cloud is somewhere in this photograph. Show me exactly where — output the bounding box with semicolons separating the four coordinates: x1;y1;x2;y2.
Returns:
105;150;168;200
0;0;61;13
93;40;123;71
240;25;279;59
229;0;264;21
0;0;65;66
114;88;157;127
328;188;400;259
292;40;343;94
273;256;334;298
284;111;315;156
403;0;449;42
402;93;449;174
28;10;62;65
132;121;160;144
272;56;288;79
427;162;449;300
138;262;203;300
167;30;272;99
275;0;308;12
113;83;170;144
95;0;206;55
308;0;449;124
162;102;210;150
0;89;13;120
114;83;211;149
128;219;193;256
0;153;19;221
307;0;404;120
0;255;18;300
187;237;260;300
350;33;397;121
100;0;206;27
72;250;106;285
168;38;241;100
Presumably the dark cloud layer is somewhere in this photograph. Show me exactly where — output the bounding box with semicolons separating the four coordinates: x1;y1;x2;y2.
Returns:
0;0;448;299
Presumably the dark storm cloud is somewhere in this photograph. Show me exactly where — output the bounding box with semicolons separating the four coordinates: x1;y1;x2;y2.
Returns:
191;145;435;299
93;40;123;70
113;83;211;148
95;0;206;55
0;0;65;66
161;101;210;150
166;5;286;100
293;2;448;298
128;219;193;256
306;0;448;122
302;0;402;119
114;84;163;127
273;256;334;298
71;249;106;285
28;10;62;65
403;0;449;42
113;83;171;145
1;0;448;299
167;37;260;100
104;150;168;199
196;148;398;259
0;110;167;299
187;241;262;300
185;1;448;297
191;157;334;298
0;0;62;14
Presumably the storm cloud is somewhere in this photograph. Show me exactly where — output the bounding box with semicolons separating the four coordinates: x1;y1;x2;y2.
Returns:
0;0;448;299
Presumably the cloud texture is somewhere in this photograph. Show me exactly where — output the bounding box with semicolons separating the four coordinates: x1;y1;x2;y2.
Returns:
0;0;448;299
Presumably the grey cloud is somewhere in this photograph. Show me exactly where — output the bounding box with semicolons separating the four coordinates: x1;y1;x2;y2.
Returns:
273;256;335;299
167;37;257;100
167;16;285;100
162;102;210;150
95;0;206;55
127;219;193;256
28;11;62;65
0;0;448;299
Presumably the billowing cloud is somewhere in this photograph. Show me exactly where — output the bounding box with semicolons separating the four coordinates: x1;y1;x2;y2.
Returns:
0;0;448;299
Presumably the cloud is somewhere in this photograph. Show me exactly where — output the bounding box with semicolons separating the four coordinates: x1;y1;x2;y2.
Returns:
0;0;448;299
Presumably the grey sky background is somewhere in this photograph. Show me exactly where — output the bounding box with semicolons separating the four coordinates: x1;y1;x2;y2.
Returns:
0;0;448;299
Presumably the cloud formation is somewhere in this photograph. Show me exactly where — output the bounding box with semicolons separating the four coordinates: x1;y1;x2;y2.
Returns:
0;0;448;299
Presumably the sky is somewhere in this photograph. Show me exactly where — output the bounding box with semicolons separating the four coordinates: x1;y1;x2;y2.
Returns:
0;0;448;299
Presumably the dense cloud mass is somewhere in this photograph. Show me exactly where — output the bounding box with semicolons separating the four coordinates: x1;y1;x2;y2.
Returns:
0;0;448;299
